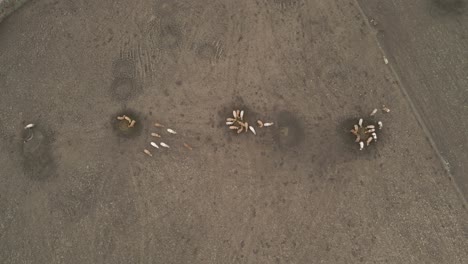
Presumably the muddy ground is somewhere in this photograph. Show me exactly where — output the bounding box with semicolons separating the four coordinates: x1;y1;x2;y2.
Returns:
0;0;467;263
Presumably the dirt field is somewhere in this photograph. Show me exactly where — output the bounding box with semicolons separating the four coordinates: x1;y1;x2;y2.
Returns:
358;0;468;205
0;0;467;263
